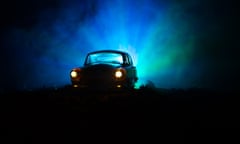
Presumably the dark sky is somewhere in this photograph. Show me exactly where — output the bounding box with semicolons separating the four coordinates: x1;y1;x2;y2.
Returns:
0;0;239;92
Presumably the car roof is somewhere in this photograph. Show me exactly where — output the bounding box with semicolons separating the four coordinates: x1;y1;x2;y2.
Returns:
87;50;129;56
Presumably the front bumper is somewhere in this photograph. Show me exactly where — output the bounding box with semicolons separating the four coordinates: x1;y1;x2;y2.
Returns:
71;79;127;90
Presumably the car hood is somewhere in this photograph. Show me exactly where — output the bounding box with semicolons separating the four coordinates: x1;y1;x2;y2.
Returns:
76;63;122;80
83;63;122;70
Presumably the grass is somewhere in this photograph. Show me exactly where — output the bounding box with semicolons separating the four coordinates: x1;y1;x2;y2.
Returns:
0;85;237;143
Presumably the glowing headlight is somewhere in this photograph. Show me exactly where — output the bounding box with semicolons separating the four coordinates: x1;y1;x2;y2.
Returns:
115;70;123;78
70;71;78;78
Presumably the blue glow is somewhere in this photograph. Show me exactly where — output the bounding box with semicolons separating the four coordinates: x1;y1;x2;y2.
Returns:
6;0;202;90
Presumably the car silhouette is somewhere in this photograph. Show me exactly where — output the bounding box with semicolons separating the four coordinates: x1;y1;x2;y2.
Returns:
70;50;138;90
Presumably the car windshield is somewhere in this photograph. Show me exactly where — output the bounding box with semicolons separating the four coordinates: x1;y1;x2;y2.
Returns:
85;52;123;65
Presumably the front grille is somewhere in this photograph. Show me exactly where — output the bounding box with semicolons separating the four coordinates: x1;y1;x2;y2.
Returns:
81;71;113;84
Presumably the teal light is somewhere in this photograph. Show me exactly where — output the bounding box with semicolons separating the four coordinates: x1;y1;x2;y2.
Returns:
73;0;196;89
51;0;197;89
7;0;198;89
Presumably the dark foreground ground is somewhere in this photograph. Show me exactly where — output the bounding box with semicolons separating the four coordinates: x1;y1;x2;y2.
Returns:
0;86;238;143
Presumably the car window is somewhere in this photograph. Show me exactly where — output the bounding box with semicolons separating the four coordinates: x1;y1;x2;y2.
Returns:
86;52;123;65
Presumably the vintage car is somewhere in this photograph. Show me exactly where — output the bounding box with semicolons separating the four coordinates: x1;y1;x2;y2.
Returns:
70;50;138;89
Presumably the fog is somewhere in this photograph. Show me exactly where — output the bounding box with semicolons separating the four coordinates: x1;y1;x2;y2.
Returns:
1;0;238;91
